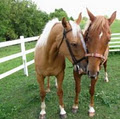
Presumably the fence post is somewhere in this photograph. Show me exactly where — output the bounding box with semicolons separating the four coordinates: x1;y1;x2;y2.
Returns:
20;36;28;76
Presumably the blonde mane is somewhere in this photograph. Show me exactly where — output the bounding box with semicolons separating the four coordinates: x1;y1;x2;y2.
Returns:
36;18;60;48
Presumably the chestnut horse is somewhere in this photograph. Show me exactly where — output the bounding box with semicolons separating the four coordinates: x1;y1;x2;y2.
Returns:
34;14;87;119
84;9;116;116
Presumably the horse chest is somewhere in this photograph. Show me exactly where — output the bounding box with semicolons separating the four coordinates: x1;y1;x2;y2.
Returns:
36;58;65;76
42;64;64;76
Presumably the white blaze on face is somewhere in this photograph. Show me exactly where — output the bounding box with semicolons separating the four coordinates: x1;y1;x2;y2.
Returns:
99;32;103;39
69;20;87;53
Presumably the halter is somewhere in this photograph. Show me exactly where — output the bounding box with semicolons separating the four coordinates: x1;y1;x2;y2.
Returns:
58;28;87;73
85;53;105;60
84;23;106;63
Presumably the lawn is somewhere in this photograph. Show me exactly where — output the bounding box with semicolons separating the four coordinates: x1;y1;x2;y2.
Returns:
0;51;120;119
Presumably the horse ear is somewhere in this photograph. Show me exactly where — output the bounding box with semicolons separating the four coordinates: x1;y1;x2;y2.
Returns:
108;11;116;25
87;8;96;22
62;17;67;28
76;13;82;25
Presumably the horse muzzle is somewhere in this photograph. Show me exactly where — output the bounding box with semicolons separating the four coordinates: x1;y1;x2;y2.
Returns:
87;70;99;79
74;64;87;74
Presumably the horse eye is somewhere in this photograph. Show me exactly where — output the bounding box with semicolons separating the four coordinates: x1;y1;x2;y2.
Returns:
71;43;77;47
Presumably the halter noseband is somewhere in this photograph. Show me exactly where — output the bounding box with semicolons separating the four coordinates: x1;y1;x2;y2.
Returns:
58;28;86;73
85;53;105;60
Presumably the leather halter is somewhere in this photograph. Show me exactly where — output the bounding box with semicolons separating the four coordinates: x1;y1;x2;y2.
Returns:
58;28;86;72
84;23;105;62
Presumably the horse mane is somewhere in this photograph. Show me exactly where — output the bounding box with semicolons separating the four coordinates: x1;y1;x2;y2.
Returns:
69;21;81;37
90;16;107;35
84;16;108;36
36;18;60;47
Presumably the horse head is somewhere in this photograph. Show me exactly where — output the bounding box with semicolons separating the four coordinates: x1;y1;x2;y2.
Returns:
85;9;116;79
59;13;87;74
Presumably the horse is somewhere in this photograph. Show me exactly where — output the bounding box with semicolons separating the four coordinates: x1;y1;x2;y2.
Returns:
83;9;116;117
34;13;87;119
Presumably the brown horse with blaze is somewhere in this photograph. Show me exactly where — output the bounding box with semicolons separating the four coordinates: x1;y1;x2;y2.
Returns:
84;9;116;117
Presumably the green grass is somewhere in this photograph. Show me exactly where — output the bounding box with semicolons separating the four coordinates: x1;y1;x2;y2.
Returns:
111;19;120;33
0;52;120;119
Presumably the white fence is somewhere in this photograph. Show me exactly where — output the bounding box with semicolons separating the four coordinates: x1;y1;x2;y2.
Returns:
0;36;39;79
110;33;120;52
0;33;120;80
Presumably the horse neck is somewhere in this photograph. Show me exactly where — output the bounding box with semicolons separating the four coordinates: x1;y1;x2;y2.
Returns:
44;24;63;63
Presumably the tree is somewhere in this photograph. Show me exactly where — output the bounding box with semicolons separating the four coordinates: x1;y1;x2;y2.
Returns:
0;1;87;41
49;8;68;21
0;0;49;41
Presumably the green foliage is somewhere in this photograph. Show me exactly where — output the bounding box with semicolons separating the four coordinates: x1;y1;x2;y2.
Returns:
0;1;70;42
49;8;69;20
0;0;49;42
80;17;88;29
111;19;120;33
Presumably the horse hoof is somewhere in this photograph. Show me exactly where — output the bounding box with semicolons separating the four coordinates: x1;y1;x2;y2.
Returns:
89;112;95;117
39;114;46;119
60;114;67;119
72;108;78;113
46;88;50;93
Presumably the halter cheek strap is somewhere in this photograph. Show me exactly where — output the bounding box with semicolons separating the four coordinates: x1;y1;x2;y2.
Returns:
58;28;87;73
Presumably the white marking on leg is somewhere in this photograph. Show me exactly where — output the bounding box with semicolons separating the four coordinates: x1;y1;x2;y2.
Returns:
55;78;58;88
89;106;95;113
72;104;78;109
59;105;66;115
40;101;46;115
104;72;109;82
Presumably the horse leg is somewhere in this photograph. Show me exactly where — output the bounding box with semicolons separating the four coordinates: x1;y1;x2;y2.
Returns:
55;77;58;88
89;78;97;117
37;74;46;119
46;76;51;93
103;60;109;82
56;71;67;119
72;71;81;113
